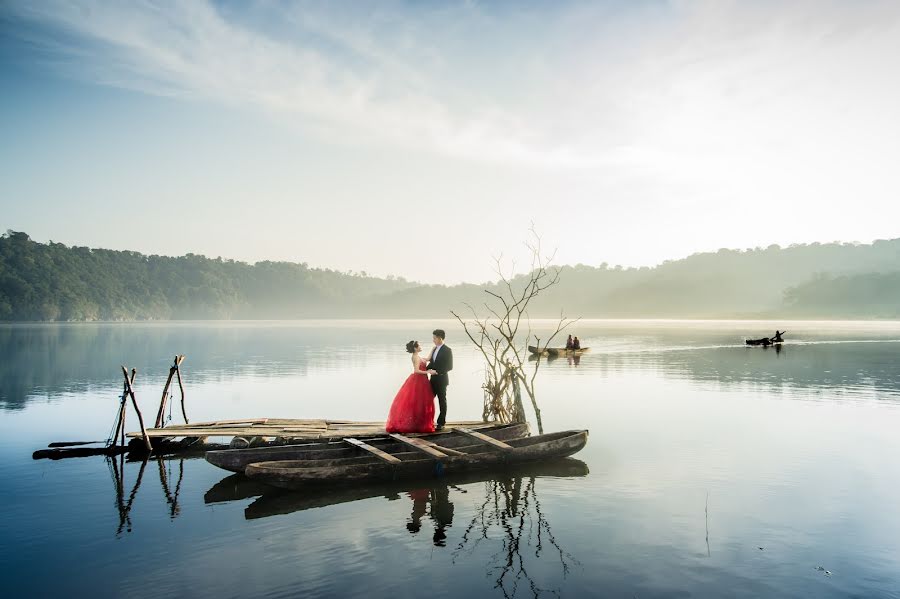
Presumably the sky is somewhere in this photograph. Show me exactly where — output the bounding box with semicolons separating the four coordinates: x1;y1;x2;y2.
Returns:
2;0;900;284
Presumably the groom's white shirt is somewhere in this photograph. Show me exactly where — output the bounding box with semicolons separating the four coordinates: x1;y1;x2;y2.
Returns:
432;345;442;361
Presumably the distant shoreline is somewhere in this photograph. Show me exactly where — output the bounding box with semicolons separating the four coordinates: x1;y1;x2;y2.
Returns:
3;317;900;325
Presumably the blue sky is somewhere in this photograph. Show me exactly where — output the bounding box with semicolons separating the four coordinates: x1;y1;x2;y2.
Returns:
2;1;900;283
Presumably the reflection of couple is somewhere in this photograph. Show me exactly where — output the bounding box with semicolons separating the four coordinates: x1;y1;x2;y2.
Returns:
385;329;453;433
406;487;454;546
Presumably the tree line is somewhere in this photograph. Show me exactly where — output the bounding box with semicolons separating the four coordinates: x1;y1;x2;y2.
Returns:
2;230;898;320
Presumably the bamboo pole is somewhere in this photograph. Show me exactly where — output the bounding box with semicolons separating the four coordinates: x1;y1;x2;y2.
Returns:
175;355;188;424
113;369;136;449
122;366;152;451
155;358;178;429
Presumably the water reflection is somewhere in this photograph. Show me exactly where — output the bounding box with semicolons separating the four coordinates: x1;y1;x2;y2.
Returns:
453;475;580;599
210;459;588;598
540;340;900;399
0;323;412;409
5;322;900;410
107;454;187;535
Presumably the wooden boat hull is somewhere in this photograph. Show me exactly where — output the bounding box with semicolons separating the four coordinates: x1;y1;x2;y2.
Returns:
206;422;530;474
745;338;783;346
242;457;590;519
528;345;589;356
245;430;588;490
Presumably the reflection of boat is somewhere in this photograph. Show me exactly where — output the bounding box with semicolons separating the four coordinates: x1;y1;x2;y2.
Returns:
241;458;590;520
528;345;590;356
206;422;529;474
204;473;275;504
245;430;588;489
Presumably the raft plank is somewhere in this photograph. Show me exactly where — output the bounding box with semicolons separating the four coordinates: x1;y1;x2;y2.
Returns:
390;434;466;457
344;438;402;463
455;427;513;450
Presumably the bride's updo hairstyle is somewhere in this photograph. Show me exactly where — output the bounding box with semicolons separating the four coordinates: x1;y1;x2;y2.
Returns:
406;340;418;353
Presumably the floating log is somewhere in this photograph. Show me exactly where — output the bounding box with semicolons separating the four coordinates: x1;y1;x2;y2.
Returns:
47;441;106;448
33;445;131;460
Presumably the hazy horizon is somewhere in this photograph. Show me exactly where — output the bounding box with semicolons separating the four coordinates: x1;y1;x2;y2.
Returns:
3;1;900;284
2;227;896;286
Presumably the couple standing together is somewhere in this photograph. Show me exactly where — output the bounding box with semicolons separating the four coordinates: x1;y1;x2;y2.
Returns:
385;329;453;434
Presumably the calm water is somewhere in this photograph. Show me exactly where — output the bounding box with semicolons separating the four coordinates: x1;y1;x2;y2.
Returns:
2;320;900;598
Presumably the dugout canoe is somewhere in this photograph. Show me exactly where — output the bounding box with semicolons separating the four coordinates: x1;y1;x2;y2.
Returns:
244;429;588;489
745;338;784;347
206;422;530;474
242;457;589;519
528;345;590;356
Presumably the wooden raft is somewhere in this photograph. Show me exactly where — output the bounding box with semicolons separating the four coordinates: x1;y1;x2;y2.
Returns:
127;418;491;442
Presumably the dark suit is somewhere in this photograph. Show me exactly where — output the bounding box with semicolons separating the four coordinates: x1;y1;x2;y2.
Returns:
429;344;453;427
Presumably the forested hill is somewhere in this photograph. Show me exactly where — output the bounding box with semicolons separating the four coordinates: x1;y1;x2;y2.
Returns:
2;230;899;320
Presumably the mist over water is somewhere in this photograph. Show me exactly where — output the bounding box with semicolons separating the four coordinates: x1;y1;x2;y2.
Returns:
2;320;900;598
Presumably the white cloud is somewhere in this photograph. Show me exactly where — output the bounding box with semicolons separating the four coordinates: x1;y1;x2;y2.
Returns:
6;0;900;178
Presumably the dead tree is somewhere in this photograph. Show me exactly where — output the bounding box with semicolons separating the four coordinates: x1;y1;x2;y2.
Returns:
451;228;577;434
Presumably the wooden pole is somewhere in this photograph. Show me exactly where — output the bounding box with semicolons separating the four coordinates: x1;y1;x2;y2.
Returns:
175;354;188;424
113;369;135;449
122;366;152;451
155;357;178;429
121;369;136;447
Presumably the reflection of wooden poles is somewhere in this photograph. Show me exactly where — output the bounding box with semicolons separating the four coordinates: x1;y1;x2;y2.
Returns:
122;366;152;451
111;455;148;535
155;355;187;428
158;458;185;519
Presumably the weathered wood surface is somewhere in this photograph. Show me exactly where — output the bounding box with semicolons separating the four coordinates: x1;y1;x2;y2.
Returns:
389;433;465;458
122;366;152;451
205;423;529;473
344;438;402;463
455;427;514;450
128;419;488;440
155;360;177;428
175;354;188;424
245;430;589;489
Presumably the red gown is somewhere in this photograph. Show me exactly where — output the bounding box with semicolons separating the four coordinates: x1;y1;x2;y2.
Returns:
386;359;436;433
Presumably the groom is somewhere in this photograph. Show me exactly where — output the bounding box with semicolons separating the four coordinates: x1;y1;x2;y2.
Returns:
428;329;453;431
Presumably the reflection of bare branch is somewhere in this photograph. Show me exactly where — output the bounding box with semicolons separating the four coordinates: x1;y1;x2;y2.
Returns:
453;476;579;599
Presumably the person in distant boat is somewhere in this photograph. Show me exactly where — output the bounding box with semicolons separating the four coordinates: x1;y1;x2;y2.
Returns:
572;336;581;350
428;329;453;431
565;335;574;350
385;340;436;434
772;330;785;343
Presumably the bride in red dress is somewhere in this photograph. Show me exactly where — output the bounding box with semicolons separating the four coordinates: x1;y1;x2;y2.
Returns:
386;340;437;433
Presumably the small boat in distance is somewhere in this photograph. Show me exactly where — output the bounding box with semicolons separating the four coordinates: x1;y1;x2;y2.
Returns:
245;429;589;489
745;330;786;347
528;345;590;356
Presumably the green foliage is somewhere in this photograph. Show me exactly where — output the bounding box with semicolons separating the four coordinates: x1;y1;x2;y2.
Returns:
1;231;899;320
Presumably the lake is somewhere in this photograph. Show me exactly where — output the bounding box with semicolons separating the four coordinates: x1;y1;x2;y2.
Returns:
2;320;900;598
